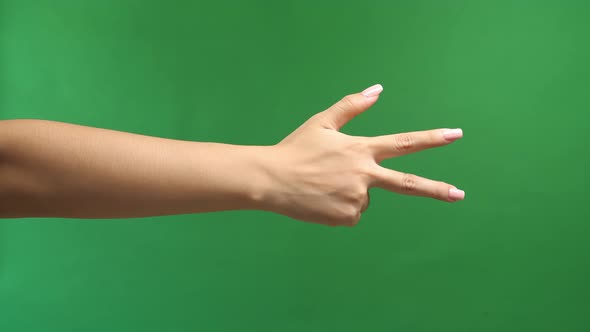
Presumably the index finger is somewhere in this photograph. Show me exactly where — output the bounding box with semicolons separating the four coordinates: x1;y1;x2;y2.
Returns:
368;128;463;162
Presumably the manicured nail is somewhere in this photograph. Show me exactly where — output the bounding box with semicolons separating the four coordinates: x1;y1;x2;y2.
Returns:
449;188;465;201
443;128;463;141
361;84;383;98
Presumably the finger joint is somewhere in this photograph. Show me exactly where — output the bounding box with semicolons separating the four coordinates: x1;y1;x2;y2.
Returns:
394;134;414;151
401;173;417;193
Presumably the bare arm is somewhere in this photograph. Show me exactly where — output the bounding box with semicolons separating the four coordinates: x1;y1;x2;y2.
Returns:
0;119;270;218
0;84;465;226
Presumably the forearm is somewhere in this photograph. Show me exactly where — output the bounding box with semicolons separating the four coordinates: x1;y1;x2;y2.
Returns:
0;119;269;218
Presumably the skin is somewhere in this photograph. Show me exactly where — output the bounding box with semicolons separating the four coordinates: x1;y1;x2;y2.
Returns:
0;84;464;226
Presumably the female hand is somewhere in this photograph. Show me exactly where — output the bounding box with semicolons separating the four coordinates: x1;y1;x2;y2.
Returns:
0;84;462;222
258;84;465;227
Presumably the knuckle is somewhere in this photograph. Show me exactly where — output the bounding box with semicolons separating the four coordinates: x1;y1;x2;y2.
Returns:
401;173;418;193
393;134;414;151
339;206;360;225
360;200;368;213
350;189;366;205
338;94;358;111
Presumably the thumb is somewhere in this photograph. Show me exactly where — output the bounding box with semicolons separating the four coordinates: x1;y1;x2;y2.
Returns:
318;84;383;131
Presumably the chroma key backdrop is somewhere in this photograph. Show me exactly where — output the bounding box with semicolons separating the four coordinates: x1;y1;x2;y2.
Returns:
1;1;589;331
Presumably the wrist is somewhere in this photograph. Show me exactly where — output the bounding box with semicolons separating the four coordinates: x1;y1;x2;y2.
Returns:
244;144;280;213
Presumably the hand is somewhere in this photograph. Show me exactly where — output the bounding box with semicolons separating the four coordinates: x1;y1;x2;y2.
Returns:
259;84;465;227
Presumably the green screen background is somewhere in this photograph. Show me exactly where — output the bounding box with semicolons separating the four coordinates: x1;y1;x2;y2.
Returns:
2;1;590;331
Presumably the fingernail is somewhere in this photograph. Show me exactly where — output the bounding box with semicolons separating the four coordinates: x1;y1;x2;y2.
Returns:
443;128;463;141
449;188;465;201
361;84;383;98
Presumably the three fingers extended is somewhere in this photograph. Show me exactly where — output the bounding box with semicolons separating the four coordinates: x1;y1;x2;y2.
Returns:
320;84;466;204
